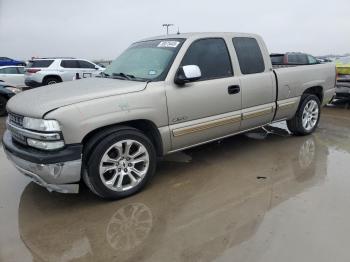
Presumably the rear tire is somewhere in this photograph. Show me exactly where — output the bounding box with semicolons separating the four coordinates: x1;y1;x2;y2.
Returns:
83;128;157;199
0;96;8;116
43;77;61;86
287;94;321;136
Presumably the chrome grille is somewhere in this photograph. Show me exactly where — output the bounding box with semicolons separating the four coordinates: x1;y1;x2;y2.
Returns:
8;112;24;127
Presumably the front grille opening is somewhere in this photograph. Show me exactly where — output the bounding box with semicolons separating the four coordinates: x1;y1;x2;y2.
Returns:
8;112;24;127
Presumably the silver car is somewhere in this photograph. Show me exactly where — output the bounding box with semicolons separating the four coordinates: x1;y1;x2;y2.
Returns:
24;57;104;87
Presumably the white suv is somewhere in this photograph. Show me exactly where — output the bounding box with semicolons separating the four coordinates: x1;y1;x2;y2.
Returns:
25;58;104;87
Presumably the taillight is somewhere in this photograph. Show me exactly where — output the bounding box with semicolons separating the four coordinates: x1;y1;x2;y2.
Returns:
26;68;41;73
283;55;288;64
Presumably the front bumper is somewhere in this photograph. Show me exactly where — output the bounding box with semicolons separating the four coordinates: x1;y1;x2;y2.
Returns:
2;130;82;193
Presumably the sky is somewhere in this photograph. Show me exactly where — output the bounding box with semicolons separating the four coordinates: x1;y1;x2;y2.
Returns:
0;0;349;60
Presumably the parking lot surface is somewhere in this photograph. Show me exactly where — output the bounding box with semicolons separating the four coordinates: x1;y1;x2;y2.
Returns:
0;101;350;262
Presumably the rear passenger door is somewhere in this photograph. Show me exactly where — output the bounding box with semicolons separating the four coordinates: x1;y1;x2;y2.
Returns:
232;37;276;130
60;60;81;81
166;38;242;150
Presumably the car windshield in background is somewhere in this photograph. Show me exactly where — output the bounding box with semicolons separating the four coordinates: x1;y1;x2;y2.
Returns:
27;60;54;68
104;39;184;81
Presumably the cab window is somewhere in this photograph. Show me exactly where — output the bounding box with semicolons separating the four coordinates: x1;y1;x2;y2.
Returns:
232;37;265;74
181;38;233;80
61;60;79;68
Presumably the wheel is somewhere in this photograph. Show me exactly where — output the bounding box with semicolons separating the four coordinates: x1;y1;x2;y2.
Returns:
83;128;157;199
0;96;8;116
287;94;321;136
43;77;60;85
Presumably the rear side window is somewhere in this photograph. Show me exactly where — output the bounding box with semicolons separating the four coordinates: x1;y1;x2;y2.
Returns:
181;38;233;80
0;67;18;74
287;54;308;65
270;55;284;65
233;37;265;74
27;60;54;68
287;54;298;64
78;60;95;69
61;60;79;68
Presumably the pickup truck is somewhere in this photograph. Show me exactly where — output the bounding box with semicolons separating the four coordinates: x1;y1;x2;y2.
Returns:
2;32;336;199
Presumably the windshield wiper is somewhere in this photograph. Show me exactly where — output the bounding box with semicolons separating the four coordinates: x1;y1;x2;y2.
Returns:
112;72;149;82
112;72;133;80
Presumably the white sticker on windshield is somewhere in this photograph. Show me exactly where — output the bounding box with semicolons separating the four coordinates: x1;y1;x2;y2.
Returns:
157;41;180;48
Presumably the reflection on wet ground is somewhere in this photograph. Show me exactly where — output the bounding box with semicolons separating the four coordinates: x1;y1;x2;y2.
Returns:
0;101;350;262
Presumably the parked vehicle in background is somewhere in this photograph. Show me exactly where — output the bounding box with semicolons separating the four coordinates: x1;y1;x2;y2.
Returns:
24;58;104;87
270;52;320;67
0;57;26;66
334;56;350;98
0;83;21;116
3;32;336;199
0;66;25;87
317;57;332;63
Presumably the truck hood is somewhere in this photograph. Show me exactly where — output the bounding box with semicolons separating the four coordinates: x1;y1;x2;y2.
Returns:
7;78;148;118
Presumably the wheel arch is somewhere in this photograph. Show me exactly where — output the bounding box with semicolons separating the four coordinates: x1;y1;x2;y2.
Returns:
43;75;63;83
82;119;164;160
302;86;323;103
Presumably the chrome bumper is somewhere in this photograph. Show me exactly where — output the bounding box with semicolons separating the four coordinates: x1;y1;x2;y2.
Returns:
4;148;81;194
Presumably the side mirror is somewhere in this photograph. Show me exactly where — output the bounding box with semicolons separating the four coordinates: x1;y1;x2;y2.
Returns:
175;65;201;85
95;66;99;70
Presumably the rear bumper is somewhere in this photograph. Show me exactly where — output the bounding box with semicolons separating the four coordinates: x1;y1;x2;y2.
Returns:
24;79;42;88
335;83;350;98
2;130;82;193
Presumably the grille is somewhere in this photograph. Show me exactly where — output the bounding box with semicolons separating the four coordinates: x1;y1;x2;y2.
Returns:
8;112;24;127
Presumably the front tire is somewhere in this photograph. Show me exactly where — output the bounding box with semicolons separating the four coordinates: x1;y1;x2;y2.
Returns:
287;94;321;136
83;128;157;199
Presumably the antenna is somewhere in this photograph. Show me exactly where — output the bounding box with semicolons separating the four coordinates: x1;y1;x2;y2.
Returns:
177;26;180;35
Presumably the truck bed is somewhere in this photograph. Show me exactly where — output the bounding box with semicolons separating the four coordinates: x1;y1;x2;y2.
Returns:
273;63;336;105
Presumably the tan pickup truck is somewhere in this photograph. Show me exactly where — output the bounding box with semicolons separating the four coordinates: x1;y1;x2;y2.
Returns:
3;32;336;199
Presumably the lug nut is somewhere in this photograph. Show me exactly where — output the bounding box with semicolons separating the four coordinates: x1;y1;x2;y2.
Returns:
124;168;128;172
118;168;121;172
128;163;132;167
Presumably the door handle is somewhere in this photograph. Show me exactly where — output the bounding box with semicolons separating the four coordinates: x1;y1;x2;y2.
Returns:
228;85;240;95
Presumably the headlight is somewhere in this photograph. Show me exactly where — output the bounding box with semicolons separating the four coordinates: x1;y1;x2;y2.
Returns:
5;87;21;94
23;117;61;132
27;138;65;150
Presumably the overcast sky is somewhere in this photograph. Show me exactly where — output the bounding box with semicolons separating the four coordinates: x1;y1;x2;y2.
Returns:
0;0;349;60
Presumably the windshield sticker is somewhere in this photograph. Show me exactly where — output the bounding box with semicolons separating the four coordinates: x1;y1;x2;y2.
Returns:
157;41;180;48
149;70;157;75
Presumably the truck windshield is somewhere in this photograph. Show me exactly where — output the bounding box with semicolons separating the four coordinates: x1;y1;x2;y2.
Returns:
104;39;184;81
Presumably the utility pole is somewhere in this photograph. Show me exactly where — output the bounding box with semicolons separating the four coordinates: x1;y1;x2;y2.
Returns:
162;24;174;35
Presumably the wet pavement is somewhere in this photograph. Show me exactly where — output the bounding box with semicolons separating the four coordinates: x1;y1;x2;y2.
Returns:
0;100;350;262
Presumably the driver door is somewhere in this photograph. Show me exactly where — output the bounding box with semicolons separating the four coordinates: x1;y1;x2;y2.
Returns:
166;38;242;150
